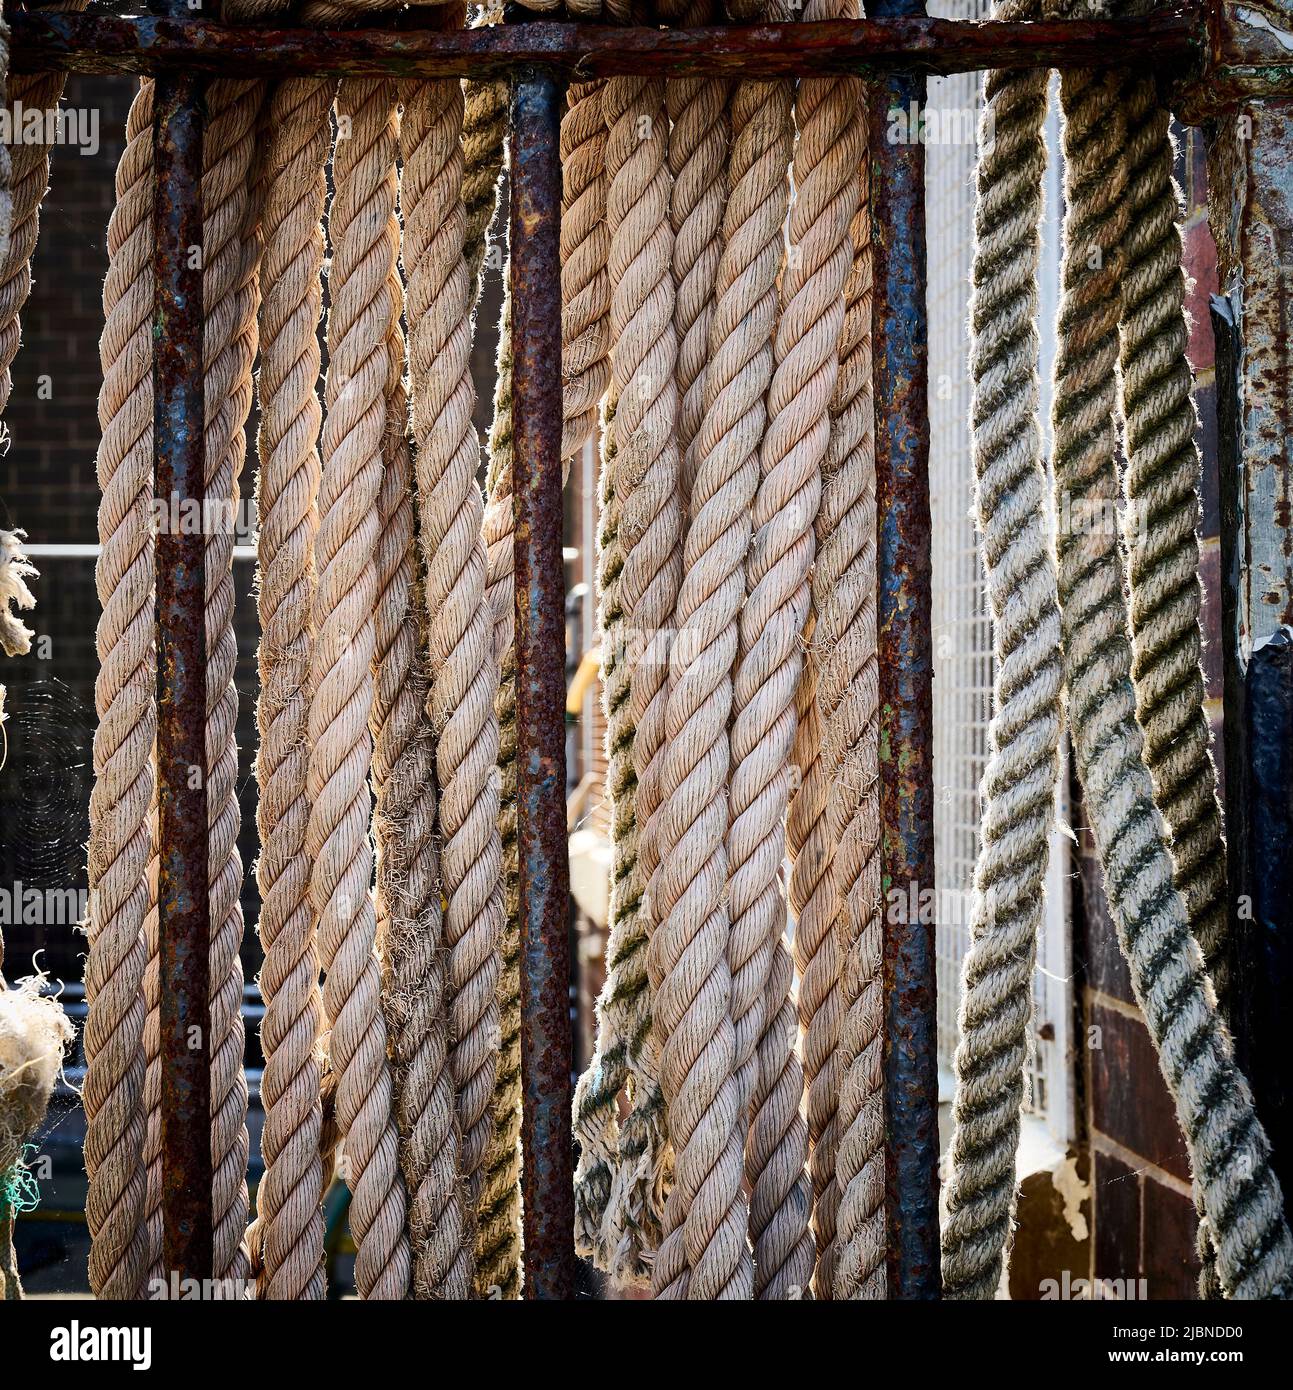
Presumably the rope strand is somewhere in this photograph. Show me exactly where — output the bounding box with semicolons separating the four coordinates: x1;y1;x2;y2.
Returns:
310;76;410;1301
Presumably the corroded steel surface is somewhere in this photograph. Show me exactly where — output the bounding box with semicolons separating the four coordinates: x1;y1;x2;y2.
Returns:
152;66;213;1284
11;11;1206;81
510;68;576;1301
870;0;941;1300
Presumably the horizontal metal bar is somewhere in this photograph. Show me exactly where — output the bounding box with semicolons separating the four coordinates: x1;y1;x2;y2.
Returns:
10;11;1206;80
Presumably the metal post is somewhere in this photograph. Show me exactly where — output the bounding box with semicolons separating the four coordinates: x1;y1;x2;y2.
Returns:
510;65;576;1301
1199;3;1293;1220
869;0;941;1300
152;51;212;1283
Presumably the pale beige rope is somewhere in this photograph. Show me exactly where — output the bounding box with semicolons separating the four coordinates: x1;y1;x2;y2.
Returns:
478;280;524;1297
378;146;472;1301
643;55;761;1298
201;75;266;1292
309;77;410;1301
826;142;885;1303
576;74;675;1282
462;0;507;305
738;0;860;1303
402;77;504;1239
661;0;729;503
605;72;725;1299
250;75;334;1302
564;75;667;1279
86;79;154;1300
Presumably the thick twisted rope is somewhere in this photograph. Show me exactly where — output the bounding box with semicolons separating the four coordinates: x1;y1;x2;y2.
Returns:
569;74;674;1281
202;76;265;1292
1052;58;1293;1302
646;54;773;1299
462;0;507;305
605;71;741;1302
402;77;504;1244
251;74;333;1302
309;77;410;1301
85;79;155;1301
478;279;524;1298
597;71;677;1278
376;123;474;1300
661;0;729;504
1116;61;1230;1298
940;15;1059;1300
825;106;885;1305
742;0;860;1302
1117;77;1229;1012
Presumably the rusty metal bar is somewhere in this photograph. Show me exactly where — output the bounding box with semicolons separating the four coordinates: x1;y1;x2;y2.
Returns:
510;64;576;1301
8;10;1211;81
1205;0;1293;1221
870;0;940;1300
152;59;212;1283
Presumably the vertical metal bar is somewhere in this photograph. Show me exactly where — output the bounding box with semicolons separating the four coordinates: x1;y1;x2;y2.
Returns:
869;0;941;1300
510;64;576;1301
1207;71;1293;1221
153;60;212;1283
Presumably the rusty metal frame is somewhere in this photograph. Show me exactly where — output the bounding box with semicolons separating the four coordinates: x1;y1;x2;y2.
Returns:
10;0;1292;1300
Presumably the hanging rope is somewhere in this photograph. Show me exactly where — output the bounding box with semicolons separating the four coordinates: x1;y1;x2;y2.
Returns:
203;73;263;1293
371;213;470;1300
478;277;524;1297
573;68;683;1284
747;0;858;1300
940;2;1057;1300
946;0;1293;1301
1050;53;1292;1303
662;0;728;503
1116;51;1230;1301
824;88;884;1307
1117;74;1229;1010
86;78;156;1301
462;0;507;304
250;73;333;1302
402;74;504;1249
61;0;1293;1306
309;75;410;1301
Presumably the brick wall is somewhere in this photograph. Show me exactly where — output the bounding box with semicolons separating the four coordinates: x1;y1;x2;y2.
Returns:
1;75;135;983
1074;123;1220;1302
